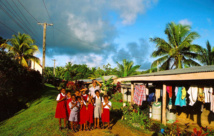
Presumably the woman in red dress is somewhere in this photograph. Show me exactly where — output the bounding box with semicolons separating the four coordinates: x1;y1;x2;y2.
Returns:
55;89;67;130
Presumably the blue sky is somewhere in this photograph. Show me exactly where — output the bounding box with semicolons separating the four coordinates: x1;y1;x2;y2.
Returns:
0;0;213;70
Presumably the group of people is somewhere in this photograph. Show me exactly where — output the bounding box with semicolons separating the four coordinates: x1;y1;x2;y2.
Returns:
55;79;112;132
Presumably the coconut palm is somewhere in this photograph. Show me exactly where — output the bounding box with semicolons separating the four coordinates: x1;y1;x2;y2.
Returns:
150;22;201;70
116;59;141;77
197;41;214;65
5;33;40;67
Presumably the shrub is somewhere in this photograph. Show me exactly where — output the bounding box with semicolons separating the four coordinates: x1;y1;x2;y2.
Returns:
112;92;122;102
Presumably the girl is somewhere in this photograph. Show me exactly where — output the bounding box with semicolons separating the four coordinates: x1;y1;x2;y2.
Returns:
82;90;88;102
66;92;72;120
79;96;87;131
102;95;111;129
55;88;67;131
86;97;94;130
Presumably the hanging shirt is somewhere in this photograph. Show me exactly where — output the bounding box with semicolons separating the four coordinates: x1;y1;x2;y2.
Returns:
204;87;212;103
167;86;172;98
198;88;205;103
175;87;186;107
133;85;146;106
175;87;178;96
187;86;198;106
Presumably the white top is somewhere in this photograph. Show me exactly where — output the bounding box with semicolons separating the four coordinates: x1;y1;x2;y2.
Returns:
204;87;213;103
187;86;198;106
56;93;66;101
89;86;100;98
103;101;112;109
69;101;80;112
94;96;103;106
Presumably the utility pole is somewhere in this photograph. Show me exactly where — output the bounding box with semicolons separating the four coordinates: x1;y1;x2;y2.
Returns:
38;22;53;84
53;59;56;76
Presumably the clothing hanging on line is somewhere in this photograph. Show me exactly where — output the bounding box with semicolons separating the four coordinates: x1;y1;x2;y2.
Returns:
175;87;178;96
167;86;173;109
175;87;186;107
204;87;212;103
133;85;146;106
187;86;198;106
198;88;205;103
155;89;160;102
210;88;214;112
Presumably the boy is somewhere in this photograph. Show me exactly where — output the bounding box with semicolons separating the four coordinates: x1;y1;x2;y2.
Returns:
94;90;103;129
102;95;111;129
69;94;80;132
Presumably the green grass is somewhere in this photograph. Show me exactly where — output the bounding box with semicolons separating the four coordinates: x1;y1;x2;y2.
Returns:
111;100;123;110
0;84;67;136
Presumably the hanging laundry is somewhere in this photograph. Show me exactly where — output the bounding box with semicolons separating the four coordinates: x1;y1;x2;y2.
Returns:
155;89;160;102
204;87;212;103
167;86;173;109
147;93;155;104
146;88;149;95
198;88;205;103
133;85;146;106
175;87;186;107
175;87;178;96
210;88;214;112
187;86;198;106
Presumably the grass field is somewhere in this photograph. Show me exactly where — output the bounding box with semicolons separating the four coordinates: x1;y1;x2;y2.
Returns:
0;84;123;136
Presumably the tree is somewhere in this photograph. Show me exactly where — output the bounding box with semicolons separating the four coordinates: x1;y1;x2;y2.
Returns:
5;33;40;67
150;22;201;70
116;59;141;77
197;41;214;65
0;36;7;51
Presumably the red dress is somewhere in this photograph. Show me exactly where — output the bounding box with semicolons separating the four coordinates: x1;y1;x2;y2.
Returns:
86;103;94;123
102;108;110;123
55;93;67;118
79;101;86;124
82;94;88;102
66;98;72;119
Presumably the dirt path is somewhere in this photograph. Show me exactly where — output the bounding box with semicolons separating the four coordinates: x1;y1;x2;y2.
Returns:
68;121;151;136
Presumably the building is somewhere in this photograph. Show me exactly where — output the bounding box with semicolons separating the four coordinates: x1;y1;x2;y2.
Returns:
28;60;42;75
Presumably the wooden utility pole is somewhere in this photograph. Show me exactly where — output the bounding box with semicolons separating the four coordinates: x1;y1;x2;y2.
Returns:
53;59;56;76
38;22;53;84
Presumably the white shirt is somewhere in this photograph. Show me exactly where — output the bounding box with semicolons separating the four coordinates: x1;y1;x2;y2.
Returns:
56;93;65;101
89;86;100;98
94;96;103;106
103;101;111;109
69;101;80;112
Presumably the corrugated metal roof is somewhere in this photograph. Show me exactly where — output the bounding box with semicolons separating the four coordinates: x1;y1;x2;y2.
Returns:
78;75;117;83
132;65;214;77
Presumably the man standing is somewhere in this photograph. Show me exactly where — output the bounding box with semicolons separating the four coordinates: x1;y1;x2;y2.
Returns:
89;79;102;98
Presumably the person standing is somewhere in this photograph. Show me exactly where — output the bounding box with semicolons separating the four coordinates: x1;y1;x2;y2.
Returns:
89;79;102;98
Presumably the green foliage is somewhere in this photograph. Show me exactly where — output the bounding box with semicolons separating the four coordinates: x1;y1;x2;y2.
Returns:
150;22;201;70
100;76;114;94
117;59;141;77
0;51;42;121
112;92;122;102
197;41;214;65
4;32;40;67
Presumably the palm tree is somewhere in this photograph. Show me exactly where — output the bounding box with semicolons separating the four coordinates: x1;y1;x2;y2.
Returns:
150;22;201;70
5;33;40;67
116;59;140;77
197;41;214;65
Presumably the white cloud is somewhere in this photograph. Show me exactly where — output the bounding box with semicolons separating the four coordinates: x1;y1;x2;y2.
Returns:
179;19;192;26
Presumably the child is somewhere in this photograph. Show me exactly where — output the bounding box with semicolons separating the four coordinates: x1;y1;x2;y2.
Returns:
66;92;72;120
69;95;80;132
55;88;67;130
75;90;81;97
94;90;103;129
79;96;87;131
82;90;88;102
101;95;111;129
86;97;94;130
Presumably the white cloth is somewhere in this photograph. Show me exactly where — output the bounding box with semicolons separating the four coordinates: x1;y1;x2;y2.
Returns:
175;87;178;96
187;86;198;106
211;95;214;112
103;101;112;109
89;86;100;98
69;101;80;112
146;88;149;95
56;93;65;101
204;87;212;103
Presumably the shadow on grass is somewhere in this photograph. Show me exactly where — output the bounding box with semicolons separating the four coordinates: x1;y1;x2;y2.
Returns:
110;109;123;128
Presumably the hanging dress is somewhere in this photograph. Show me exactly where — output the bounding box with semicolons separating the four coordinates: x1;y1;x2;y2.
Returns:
187;86;198;106
175;87;186;107
167;86;173;109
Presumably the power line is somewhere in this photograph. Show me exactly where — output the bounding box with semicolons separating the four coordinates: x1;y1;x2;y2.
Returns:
42;0;51;22
0;21;17;33
11;0;40;36
17;0;39;23
3;0;39;40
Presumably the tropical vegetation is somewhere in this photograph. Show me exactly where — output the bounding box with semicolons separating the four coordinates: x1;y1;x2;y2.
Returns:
150;22;202;70
197;41;214;65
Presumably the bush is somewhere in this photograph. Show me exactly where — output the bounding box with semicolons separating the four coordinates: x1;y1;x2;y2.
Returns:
112;92;122;102
0;51;42;121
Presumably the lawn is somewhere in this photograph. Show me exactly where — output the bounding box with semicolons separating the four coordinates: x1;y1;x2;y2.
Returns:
0;84;67;136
